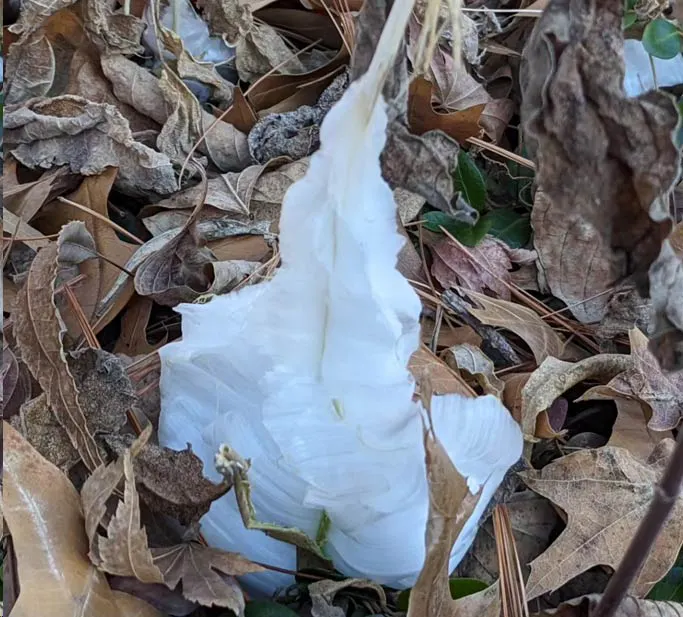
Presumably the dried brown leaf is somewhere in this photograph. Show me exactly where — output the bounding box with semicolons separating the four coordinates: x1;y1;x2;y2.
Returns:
114;297;167;356
4;160;79;222
11;393;79;470
197;0;253;45
430;46;490;111
82;0;145;55
536;594;683;617
6;96;177;197
520;442;683;599
408;345;475;397
309;579;386;617
4;422;163;617
66;48;159;133
157;67;249;171
13;222;105;471
5;33;56;105
103;431;230;526
465;289;567;364
383;125;476;220
409;76;486;143
521;0;679;323
581;328;683;431
45;169;138;329
604;399;672;462
405;430;479;617
151;543;264;611
442;343;504;398
8;0;76;37
503;373;567;440
520;354;631;439
134;179;214;306
432;237;512;299
3;342;34;420
98;449;165;584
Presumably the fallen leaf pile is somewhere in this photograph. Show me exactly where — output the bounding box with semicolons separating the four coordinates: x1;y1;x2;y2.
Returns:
3;0;683;614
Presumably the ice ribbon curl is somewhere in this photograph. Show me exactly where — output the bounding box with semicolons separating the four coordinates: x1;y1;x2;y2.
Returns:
158;0;523;594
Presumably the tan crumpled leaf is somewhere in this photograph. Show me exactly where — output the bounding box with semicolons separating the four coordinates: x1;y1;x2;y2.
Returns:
157;68;248;172
100;55;249;171
503;373;568;440
66;48;158;133
197;0;254;45
442;343;504;398
520;441;683;600
521;0;679;324
134;179;215;306
409;345;475;398
82;0;145;55
8;0;76;37
466;289;567;364
430;46;490;111
13;222;105;472
45;168;138;330
604;400;672;462
406;429;480;617
519;354;632;439
432;236;513;299
5;33;56;105
151;543;264;612
236;22;308;83
6;96;177;197
581;328;683;431
536;594;683;617
4;422;163;617
309;579;386;617
4;160;78;221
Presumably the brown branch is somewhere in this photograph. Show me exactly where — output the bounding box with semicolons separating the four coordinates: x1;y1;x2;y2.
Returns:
591;429;683;617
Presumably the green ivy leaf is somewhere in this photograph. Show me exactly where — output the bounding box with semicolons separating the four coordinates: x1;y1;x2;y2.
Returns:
245;601;300;617
649;550;683;601
623;10;637;29
397;578;489;611
454;150;487;213
423;211;492;247
486;209;531;249
642;18;681;59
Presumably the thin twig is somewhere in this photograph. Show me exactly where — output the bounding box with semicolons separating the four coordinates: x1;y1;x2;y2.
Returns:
592;430;683;617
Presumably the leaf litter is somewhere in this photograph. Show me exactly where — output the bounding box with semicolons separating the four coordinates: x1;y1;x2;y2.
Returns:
3;0;683;614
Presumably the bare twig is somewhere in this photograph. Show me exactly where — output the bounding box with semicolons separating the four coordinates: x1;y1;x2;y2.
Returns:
592;430;683;617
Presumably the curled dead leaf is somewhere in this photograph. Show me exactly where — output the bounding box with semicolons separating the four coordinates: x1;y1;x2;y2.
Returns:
520;441;683;600
442;343;504;398
3;422;163;617
409;345;476;398
581;328;683;432
521;0;679;323
537;594;683;617
5;33;55;105
519;354;632;439
465;289;567;364
5;96;177;197
13;222;105;471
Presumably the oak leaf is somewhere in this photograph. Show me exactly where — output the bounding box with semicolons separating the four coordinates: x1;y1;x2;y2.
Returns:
520;442;683;599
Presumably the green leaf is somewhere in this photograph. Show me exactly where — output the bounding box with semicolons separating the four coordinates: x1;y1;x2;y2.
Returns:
454;150;487;213
623;10;637;29
649;551;683;601
625;0;636;10
642;18;682;59
397;578;489;610
245;601;300;617
486;209;531;249
423;211;492;247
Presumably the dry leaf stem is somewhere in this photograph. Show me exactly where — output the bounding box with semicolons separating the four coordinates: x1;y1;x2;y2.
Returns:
592;431;683;617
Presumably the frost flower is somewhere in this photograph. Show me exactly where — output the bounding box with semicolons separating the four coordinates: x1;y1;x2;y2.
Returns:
159;0;522;594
